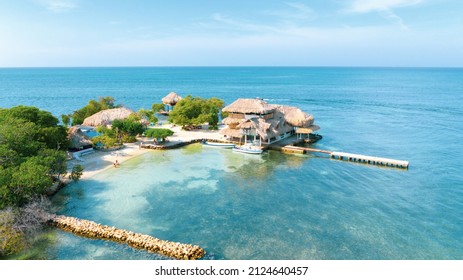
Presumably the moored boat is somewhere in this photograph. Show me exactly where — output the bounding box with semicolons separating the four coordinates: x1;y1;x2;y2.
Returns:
232;145;264;154
202;141;235;148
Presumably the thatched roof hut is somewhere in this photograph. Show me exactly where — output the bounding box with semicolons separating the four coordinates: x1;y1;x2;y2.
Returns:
254;110;293;140
162;92;182;106
220;97;319;145
221;117;242;125
277;106;314;127
222;109;293;141
82;107;134;127
68;126;93;150
219;127;244;138
222;98;277;114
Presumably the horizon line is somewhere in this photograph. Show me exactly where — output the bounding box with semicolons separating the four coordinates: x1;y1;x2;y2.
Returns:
1;65;462;69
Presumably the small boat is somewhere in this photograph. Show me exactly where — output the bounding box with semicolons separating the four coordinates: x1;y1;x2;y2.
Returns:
232;145;264;154
202;141;235;148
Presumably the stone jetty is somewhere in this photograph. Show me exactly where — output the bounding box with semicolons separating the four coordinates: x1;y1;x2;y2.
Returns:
45;214;206;260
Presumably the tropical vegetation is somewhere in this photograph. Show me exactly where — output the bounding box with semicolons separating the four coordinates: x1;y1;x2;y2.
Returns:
138;108;158;125
151;103;165;113
144;128;174;142
0;106;71;256
0;106;70;209
93;113;146;148
70;96;119;125
167;95;224;129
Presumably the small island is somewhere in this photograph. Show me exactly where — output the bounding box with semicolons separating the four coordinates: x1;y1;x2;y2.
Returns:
0;93;321;259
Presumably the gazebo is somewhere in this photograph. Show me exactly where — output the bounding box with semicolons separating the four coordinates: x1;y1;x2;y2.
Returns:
161;92;182;112
295;125;321;141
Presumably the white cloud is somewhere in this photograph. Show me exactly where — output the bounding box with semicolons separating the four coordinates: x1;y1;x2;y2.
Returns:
344;0;422;29
2;23;459;67
262;2;317;21
209;3;317;36
38;0;77;13
346;0;422;13
381;9;409;29
286;2;313;13
211;13;280;34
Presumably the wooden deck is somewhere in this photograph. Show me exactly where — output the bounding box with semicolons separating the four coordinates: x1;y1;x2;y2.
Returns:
282;145;332;155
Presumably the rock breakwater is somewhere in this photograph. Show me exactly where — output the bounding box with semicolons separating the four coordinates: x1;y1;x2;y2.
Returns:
46;214;205;260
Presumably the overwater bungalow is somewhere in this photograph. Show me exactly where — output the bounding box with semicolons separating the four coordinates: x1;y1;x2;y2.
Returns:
220;98;319;146
161;92;182;114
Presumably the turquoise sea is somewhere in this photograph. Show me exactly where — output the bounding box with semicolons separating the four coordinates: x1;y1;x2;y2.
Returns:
1;67;462;259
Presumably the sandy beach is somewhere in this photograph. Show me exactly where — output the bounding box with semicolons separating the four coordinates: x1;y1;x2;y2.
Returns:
67;142;148;180
68;124;226;180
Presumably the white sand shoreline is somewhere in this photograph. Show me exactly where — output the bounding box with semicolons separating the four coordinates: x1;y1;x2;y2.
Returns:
67;142;149;180
68;125;227;180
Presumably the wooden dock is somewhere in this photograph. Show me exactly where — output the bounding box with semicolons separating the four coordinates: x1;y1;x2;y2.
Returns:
330;152;409;168
283;146;332;155
282;145;409;169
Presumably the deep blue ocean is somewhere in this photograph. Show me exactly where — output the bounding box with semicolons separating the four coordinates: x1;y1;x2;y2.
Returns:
1;67;462;259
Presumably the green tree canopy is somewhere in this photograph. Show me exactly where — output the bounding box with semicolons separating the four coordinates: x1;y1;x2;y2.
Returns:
111;117;145;137
61;114;71;127
71;96;118;125
92;135;117;149
167;95;224;129
138;109;158;124
0;106;68;209
93;114;146;148
144;128;174;141
152;103;165;112
70;165;84;182
0;105;59;127
0;158;52;208
0;107;69;153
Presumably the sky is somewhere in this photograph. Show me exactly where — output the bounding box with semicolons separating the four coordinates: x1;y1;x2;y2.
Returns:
0;0;462;67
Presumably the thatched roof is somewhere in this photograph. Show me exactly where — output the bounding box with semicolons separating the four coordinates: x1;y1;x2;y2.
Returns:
295;125;320;134
277;106;314;127
82;107;134;127
68;126;93;149
162;92;182;105
220;98;319;143
262;112;293;140
234;113;293;141
222;98;277;114
219;127;243;138
236;120;258;129
221;117;242;125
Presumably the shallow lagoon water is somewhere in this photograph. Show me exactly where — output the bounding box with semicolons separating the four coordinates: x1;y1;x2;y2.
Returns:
48;143;461;260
